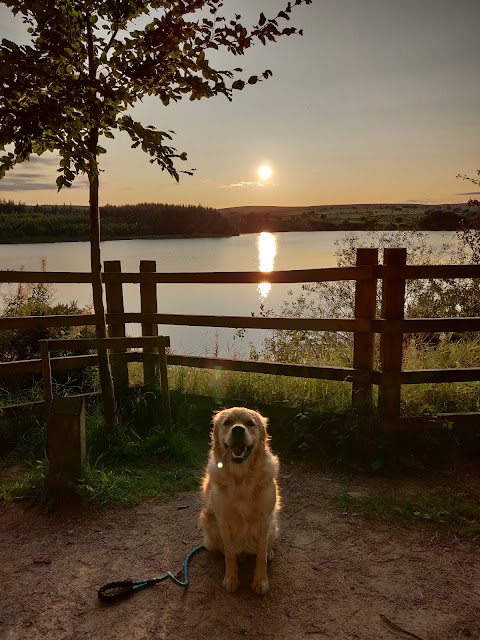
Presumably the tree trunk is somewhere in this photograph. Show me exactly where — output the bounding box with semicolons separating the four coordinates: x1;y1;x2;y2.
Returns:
88;129;116;426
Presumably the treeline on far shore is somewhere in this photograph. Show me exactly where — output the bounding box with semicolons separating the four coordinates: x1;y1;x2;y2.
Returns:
0;199;478;243
0;200;237;243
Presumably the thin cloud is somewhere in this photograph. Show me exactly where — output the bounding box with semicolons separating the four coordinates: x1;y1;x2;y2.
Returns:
0;155;88;191
456;191;480;196
218;181;264;189
404;198;458;205
0;176;87;191
0;181;84;191
25;155;60;166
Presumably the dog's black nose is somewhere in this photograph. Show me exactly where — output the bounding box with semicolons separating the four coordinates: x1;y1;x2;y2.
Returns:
231;425;245;442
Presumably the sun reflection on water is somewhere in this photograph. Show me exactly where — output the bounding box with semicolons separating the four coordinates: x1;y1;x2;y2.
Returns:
257;232;277;300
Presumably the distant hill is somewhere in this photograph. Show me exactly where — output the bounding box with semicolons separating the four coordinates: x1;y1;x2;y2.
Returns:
219;203;470;215
219;203;478;234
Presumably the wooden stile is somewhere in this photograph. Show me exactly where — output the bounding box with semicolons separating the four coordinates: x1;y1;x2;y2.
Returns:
378;248;407;418
104;260;129;392
38;336;173;436
39;340;53;415
140;260;158;385
352;248;378;412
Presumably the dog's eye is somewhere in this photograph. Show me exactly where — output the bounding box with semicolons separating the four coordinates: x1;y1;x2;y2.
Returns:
224;419;233;427
246;420;255;427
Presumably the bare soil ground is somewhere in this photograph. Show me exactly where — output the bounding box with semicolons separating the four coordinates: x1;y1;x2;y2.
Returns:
1;462;479;640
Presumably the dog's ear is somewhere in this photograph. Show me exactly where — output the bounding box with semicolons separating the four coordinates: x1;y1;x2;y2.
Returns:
255;411;269;443
211;409;225;445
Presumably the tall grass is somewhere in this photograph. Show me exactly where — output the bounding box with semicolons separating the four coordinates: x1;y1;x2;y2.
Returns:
402;335;480;414
169;366;353;412
146;334;480;415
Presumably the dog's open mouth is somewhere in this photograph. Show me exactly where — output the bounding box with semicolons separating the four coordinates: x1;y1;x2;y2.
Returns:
222;443;253;464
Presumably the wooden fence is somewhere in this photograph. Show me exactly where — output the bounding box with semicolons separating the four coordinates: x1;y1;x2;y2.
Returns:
1;248;480;431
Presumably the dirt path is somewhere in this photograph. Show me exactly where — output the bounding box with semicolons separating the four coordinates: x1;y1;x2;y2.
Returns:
1;462;479;640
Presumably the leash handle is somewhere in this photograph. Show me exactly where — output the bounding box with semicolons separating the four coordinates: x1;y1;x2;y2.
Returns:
98;579;158;602
97;545;205;603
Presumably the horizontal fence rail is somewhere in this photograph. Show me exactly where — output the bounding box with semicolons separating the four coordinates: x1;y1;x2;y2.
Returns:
0;271;93;283
3;264;480;285
100;266;375;284
2;353;478;386
1;249;480;430
3;313;480;335
109;312;370;332
0;314;96;330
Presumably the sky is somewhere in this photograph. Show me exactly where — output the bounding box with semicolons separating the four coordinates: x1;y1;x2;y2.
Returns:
0;0;479;209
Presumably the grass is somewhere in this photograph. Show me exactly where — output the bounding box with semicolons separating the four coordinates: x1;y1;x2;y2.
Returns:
401;336;480;414
76;462;200;506
169;366;354;413
331;488;480;540
0;457;202;507
0;378;44;408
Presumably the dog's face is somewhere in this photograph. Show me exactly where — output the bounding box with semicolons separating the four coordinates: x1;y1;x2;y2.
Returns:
212;407;268;465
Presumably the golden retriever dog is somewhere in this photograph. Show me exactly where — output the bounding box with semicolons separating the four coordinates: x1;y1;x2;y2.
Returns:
199;407;280;594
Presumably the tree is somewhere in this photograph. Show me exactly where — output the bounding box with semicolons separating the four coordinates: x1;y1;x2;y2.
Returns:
456;169;480;266
0;0;311;424
457;168;480;208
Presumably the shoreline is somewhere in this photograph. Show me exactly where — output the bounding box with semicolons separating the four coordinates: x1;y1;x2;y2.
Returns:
0;225;471;245
0;233;241;245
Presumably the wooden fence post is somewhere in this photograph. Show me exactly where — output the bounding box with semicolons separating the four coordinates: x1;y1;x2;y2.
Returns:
104;260;129;393
157;336;173;438
378;248;407;418
47;396;86;497
140;260;158;386
352;248;378;412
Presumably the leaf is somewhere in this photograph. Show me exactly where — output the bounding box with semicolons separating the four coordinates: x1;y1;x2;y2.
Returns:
232;80;245;90
259;12;266;26
1;38;19;51
248;75;258;85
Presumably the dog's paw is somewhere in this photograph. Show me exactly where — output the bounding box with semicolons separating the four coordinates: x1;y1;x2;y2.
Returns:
222;574;240;593
251;575;269;595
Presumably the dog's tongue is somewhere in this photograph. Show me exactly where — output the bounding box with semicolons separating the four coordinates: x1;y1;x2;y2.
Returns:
222;444;245;465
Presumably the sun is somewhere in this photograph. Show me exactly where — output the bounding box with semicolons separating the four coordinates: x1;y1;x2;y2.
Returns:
258;165;272;182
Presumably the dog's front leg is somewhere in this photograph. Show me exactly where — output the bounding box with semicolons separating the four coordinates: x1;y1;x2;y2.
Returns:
219;523;239;593
251;520;270;594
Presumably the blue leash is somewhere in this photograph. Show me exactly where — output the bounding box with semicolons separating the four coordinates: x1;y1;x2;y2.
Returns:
98;544;205;603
